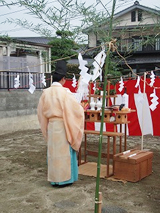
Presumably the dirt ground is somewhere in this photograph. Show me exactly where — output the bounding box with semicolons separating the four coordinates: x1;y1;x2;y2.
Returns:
0;129;160;213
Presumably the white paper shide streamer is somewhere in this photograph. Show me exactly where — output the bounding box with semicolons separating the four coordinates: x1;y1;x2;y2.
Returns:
122;90;129;108
41;73;46;87
137;85;144;103
92;49;106;82
78;53;88;76
14;74;20;88
76;76;89;101
149;71;155;87
76;53;91;102
118;77;124;92
72;74;77;88
92;81;96;91
28;73;36;94
149;89;159;111
135;76;140;88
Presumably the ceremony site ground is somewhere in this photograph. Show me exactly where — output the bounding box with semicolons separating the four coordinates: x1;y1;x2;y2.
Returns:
0;129;160;213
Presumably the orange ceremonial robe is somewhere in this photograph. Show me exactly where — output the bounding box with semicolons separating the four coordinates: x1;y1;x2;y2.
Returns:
37;84;84;182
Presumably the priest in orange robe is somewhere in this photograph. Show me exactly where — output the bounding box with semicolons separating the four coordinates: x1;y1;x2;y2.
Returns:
37;60;84;186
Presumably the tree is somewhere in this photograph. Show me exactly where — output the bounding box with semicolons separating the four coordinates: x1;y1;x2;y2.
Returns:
1;0;108;41
48;30;79;69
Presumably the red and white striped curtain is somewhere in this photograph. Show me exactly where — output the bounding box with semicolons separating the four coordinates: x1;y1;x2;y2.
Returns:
64;78;160;136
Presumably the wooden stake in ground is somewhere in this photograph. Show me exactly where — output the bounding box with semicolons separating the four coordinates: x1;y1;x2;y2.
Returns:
98;192;102;213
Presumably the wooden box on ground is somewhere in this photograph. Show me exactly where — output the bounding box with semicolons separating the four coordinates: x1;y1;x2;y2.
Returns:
113;149;153;182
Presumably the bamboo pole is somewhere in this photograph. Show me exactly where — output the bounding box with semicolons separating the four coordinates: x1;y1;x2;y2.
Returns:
107;80;110;106
94;1;117;212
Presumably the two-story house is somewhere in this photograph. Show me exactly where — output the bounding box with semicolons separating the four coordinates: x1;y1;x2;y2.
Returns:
83;1;160;75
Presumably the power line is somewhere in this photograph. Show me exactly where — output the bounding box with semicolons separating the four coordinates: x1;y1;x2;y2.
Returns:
0;0;157;36
0;0;133;22
0;27;31;33
0;1;20;7
0;9;27;17
0;0;133;19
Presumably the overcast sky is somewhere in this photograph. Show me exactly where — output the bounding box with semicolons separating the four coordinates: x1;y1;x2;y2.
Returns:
0;0;159;37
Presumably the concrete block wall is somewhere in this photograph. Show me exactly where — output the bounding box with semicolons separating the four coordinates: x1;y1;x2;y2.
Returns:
0;90;42;135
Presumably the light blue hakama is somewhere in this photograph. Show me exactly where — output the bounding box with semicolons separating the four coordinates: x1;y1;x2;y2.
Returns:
50;146;78;186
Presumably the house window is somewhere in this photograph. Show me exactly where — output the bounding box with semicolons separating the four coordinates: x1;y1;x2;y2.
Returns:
133;37;142;51
96;39;102;47
155;38;160;50
138;10;142;21
121;39;132;52
131;11;136;22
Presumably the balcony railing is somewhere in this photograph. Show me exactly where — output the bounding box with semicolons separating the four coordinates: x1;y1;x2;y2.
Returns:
0;71;51;90
116;38;160;53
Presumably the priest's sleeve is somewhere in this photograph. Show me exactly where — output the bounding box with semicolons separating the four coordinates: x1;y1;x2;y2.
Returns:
63;91;84;152
37;93;49;142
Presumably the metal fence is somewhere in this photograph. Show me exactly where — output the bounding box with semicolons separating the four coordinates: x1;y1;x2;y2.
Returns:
0;71;51;90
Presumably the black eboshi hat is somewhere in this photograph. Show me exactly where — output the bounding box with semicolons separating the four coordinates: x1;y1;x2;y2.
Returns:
54;60;67;76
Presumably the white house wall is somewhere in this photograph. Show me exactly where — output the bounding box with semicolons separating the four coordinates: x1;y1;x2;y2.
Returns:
26;55;42;72
0;41;51;73
88;32;97;47
88;7;160;47
115;10;159;27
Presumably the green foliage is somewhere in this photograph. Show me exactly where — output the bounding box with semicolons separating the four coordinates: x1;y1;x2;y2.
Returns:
48;30;79;70
101;54;122;85
0;35;12;42
109;89;116;95
56;30;74;38
66;64;80;79
94;88;100;95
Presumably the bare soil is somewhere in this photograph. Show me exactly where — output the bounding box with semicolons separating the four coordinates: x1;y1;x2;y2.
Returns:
0;130;160;213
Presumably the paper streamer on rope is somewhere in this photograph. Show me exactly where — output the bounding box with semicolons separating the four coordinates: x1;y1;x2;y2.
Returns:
76;76;89;101
149;89;159;111
28;73;36;94
135;76;140;88
137;85;144;103
72;74;77;88
78;53;88;75
92;49;106;82
76;53;90;102
82;73;92;84
122;90;129;108
149;71;155;87
78;53;92;85
14;74;20;88
118;77;124;92
92;81;96;91
41;73;46;87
